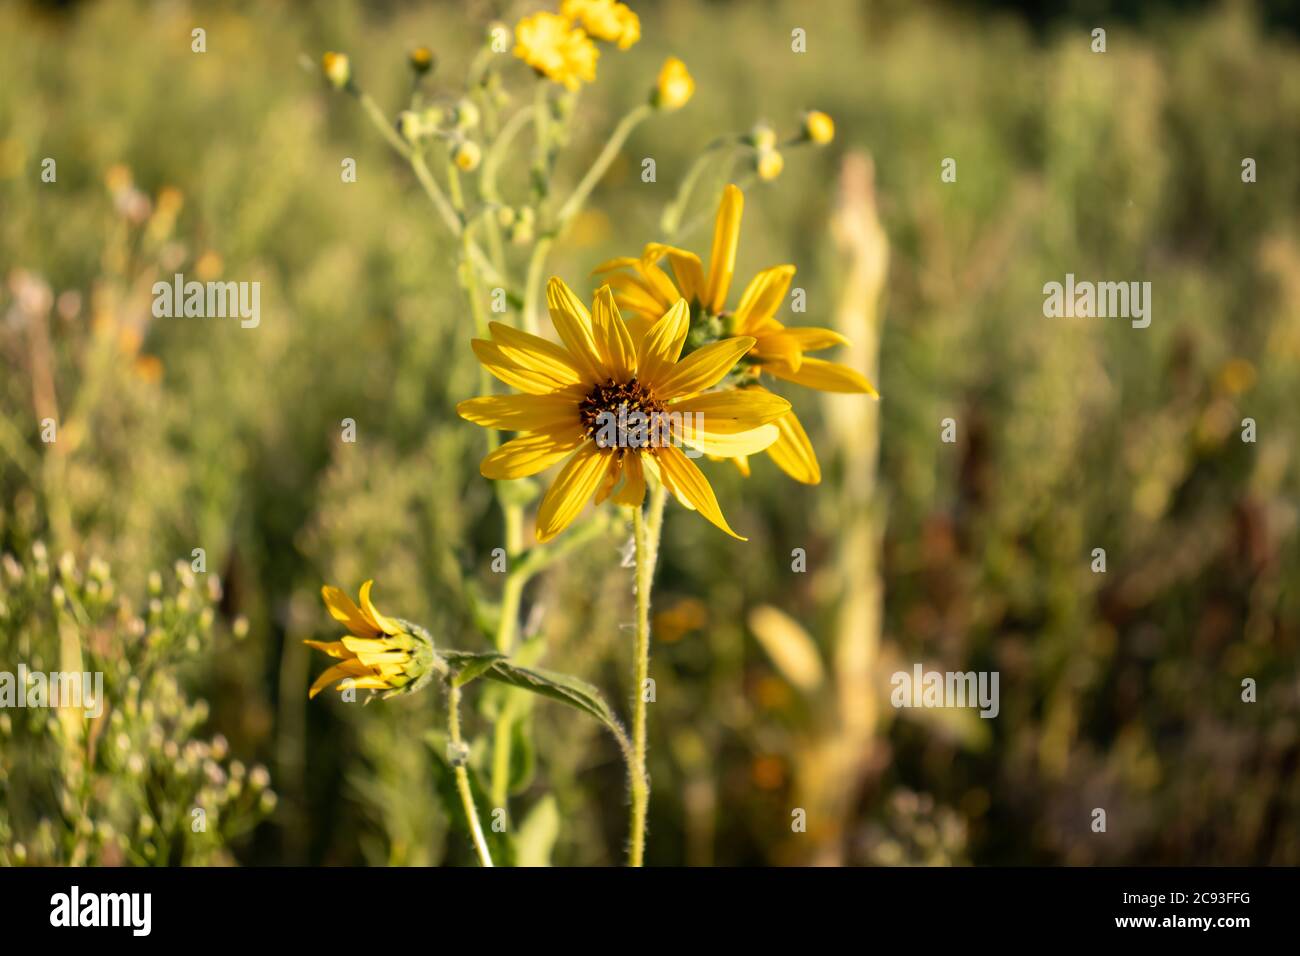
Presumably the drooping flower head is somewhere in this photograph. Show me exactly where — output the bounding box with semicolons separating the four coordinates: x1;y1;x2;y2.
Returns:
306;581;437;700
459;278;792;541
596;183;876;485
514;11;599;90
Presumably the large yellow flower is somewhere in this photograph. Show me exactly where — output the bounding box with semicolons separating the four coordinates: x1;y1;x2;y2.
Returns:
459;277;792;541
514;11;599;91
306;581;436;700
561;0;640;49
596;184;877;485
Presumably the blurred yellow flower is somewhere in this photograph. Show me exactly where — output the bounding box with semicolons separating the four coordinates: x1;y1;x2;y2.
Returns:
596;184;877;485
514;12;599;91
453;140;482;172
321;51;351;90
756;148;784;181
459;277;791;541
654;56;694;110
562;0;640;49
803;110;835;144
409;45;435;74
305;581;436;700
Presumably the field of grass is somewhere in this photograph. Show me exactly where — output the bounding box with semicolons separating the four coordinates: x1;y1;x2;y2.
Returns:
2;0;1298;866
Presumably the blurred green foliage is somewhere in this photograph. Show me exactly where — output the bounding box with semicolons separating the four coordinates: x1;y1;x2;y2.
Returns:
1;0;1298;865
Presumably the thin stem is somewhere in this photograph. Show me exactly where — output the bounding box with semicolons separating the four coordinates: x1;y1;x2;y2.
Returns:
521;237;553;336
448;681;493;867
627;503;653;866
555;104;652;227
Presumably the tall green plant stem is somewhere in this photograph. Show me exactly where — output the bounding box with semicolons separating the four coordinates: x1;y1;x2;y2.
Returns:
627;483;667;866
448;680;493;867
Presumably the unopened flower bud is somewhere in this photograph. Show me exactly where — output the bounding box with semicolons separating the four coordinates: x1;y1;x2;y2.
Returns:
321;52;351;91
452;140;482;173
803;110;835;145
757;148;784;182
409;46;435;75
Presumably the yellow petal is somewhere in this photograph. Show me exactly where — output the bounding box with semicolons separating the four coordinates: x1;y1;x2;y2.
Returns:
303;640;354;660
765;410;821;484
704;184;743;314
340;636;400;654
655;444;746;540
782;326;851;353
679;423;779;458
353;650;411;666
591;285;636;382
321;586;381;638
457;392;582;432
732;455;751;477
480;428;586;479
643;243;704;305
612;452;646;506
546;277;605;382
488;322;584;386
593;452;623;505
732;265;795;333
751;331;804;374
671;389;791;434
308;659;374;699
535;443;612;542
471;339;572;395
604;273;665;322
653;336;756;399
359;580;402;636
636;298;690;386
765;356;879;395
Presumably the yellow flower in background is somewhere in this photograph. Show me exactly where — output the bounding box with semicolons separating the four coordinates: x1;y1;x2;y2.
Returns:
305;581;436;700
321;51;351;90
514;11;599;90
597;184;877;485
459;277;792;541
804;110;835;144
654;56;694;110
562;0;640;49
756;149;784;181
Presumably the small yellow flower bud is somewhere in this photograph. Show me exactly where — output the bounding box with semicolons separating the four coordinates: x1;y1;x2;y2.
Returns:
454;99;480;130
453;140;482;173
496;206;517;228
321;51;351;91
756;148;785;182
653;57;694;111
803;110;835;145
749;123;778;152
409;46;435;75
397;110;424;143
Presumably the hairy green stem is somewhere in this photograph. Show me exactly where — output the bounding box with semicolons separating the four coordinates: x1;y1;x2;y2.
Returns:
627;497;660;867
448;681;493;867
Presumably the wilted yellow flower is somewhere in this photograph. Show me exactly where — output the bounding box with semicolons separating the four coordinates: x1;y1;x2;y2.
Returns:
321;51;351;90
306;581;437;700
654;57;694;110
596;184;877;485
453;140;482;172
803;110;835;144
514;12;599;91
562;0;640;49
756;149;784;181
458;277;792;541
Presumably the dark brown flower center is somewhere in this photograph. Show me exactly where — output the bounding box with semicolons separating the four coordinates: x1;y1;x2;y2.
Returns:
579;378;667;449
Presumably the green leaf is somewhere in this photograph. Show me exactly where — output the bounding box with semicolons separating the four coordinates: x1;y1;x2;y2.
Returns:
442;649;506;687
515;795;560;867
481;662;631;759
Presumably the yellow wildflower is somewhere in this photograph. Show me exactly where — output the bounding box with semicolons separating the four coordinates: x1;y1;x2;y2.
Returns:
756;149;784;181
458;277;792;541
321;51;351;90
306;581;437;700
596;184;877;485
409;46;435;74
654;56;694;110
453;140;482;172
562;0;640;49
514;12;599;91
804;110;835;144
